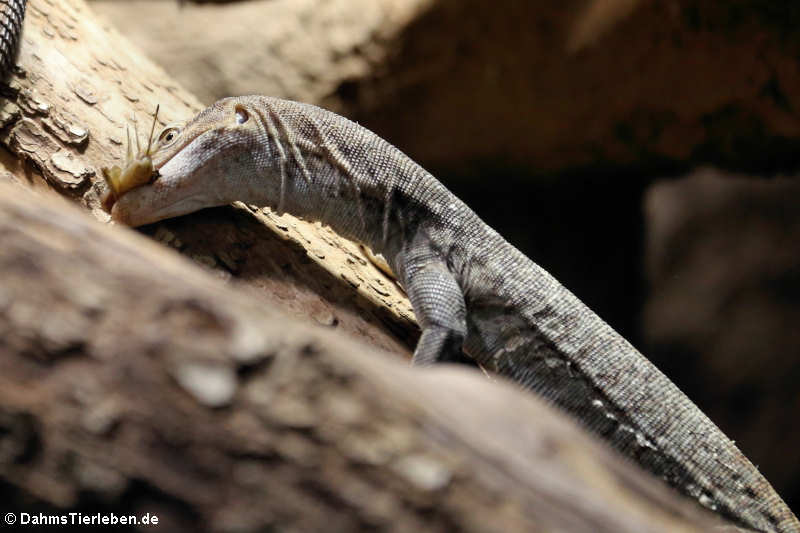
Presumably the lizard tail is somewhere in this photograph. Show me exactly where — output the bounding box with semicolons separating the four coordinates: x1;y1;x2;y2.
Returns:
0;0;26;78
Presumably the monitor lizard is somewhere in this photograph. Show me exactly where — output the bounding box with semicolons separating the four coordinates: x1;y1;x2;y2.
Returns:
107;95;800;533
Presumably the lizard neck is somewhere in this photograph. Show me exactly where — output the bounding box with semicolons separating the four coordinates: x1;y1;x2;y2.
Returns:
274;159;410;268
243;101;432;270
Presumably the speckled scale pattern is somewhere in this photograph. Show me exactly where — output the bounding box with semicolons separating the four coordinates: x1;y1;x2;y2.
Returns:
0;0;25;76
119;96;799;533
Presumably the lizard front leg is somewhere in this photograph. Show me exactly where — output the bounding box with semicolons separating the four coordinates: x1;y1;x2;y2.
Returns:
403;258;468;366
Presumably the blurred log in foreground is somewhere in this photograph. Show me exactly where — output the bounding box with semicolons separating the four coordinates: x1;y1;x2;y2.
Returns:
0;182;729;532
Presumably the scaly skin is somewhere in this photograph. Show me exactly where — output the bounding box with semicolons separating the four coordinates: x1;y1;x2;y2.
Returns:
0;0;26;77
110;96;799;532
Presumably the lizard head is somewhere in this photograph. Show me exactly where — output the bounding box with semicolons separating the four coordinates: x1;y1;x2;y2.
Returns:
109;96;263;227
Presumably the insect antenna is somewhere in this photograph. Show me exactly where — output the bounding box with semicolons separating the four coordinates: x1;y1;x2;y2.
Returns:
125;123;133;163
132;116;141;156
146;104;160;155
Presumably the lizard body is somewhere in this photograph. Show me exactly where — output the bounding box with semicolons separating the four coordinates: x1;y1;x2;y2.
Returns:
110;96;799;532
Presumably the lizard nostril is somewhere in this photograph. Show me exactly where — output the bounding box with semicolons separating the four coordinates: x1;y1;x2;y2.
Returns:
235;105;249;124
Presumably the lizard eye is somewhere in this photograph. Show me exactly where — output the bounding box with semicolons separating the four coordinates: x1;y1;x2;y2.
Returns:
157;127;180;147
235;105;249;124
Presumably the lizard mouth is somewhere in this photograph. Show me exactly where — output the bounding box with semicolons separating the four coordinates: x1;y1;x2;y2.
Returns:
110;190;209;227
104;126;237;223
101;124;210;214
